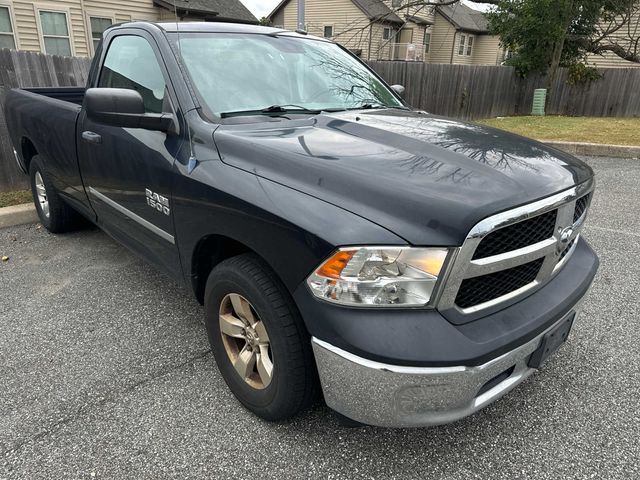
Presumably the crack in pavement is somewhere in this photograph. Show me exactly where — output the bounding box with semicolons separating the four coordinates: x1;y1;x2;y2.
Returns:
0;349;212;458
588;225;640;238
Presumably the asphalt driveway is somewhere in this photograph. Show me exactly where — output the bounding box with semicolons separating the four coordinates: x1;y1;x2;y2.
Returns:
1;156;639;479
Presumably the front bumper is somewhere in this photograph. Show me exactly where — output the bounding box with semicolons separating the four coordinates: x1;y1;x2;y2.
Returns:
312;308;581;427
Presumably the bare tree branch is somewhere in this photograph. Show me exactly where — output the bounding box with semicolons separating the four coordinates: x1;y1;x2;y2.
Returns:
587;43;640;63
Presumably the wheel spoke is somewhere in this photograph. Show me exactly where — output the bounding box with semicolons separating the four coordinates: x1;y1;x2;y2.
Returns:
256;345;273;385
219;313;246;339
229;294;256;326
42;201;49;217
234;345;256;379
254;321;270;344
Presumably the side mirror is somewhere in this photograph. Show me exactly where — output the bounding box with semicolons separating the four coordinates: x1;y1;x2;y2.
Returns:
84;88;175;132
390;84;405;97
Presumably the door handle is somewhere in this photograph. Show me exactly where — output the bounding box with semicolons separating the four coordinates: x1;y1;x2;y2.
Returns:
82;131;102;144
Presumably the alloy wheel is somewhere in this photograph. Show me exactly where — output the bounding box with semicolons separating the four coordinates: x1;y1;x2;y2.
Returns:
34;171;50;218
219;293;274;389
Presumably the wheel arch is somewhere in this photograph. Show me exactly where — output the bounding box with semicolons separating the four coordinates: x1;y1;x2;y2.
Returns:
190;234;282;305
20;136;39;173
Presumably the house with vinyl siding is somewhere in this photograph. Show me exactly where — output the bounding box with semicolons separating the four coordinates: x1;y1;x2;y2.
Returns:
0;0;256;57
267;0;505;65
586;6;640;68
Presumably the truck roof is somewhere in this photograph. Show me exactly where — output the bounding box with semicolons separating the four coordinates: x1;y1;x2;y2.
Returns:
158;21;284;34
117;21;292;36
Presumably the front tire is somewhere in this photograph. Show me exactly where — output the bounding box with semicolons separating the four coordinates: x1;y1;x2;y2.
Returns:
204;253;318;421
29;155;77;233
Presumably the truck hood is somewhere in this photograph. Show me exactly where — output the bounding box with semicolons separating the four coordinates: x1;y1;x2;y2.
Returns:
214;110;593;245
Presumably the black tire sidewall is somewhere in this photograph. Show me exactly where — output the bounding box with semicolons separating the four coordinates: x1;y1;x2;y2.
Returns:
28;155;77;233
204;255;312;420
29;156;53;230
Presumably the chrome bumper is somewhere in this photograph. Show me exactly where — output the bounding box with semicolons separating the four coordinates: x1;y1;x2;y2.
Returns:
312;309;580;428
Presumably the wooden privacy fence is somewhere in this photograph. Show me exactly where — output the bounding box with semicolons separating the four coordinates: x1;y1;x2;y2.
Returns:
0;49;91;191
1;50;639;191
367;61;640;120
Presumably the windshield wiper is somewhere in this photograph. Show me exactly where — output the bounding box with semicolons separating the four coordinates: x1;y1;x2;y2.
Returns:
345;103;386;111
221;104;322;118
346;103;411;111
261;104;312;113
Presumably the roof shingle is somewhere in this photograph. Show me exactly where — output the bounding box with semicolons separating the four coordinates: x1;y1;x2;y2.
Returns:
437;3;490;33
155;0;257;23
351;0;403;24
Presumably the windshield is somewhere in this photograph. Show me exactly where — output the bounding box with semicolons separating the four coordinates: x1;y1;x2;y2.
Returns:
171;33;404;117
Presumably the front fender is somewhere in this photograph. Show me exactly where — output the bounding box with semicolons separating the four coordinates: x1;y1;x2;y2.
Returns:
172;159;406;293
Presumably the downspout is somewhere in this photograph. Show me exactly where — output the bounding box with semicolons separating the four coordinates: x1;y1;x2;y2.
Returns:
79;0;89;55
450;30;457;64
368;23;372;60
297;0;305;30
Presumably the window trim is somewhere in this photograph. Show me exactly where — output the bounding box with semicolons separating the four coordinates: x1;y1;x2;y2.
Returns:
0;0;19;50
323;24;333;39
33;3;74;56
85;10;116;55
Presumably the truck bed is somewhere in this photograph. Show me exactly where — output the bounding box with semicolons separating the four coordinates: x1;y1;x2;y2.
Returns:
5;87;84;200
22;87;86;106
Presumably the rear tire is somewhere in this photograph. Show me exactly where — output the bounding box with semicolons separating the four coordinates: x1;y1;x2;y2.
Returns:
204;253;319;421
29;155;78;233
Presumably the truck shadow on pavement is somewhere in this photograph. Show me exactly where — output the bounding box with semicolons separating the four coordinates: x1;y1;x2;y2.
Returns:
0;220;622;479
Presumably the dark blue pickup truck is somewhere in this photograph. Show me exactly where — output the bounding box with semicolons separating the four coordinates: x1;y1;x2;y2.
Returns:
4;21;598;427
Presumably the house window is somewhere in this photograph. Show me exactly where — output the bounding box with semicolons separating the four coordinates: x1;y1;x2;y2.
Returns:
458;34;466;55
323;25;333;38
89;16;113;51
38;10;72;56
423;32;431;54
459;34;474;56
0;5;16;50
383;27;395;41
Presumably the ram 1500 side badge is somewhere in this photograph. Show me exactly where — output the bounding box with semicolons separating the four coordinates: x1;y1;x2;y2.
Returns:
146;188;170;215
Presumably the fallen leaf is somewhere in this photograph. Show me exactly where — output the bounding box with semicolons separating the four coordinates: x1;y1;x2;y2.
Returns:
2;256;8;262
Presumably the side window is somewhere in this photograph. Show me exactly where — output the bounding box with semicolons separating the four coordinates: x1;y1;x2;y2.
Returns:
98;35;166;113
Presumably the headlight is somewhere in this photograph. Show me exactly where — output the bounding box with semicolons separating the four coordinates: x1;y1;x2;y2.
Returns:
306;247;449;307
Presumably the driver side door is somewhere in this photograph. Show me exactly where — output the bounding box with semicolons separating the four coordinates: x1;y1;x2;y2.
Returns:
78;31;184;279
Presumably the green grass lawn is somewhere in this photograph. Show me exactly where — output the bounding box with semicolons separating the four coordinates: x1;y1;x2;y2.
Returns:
0;189;32;208
478;116;640;146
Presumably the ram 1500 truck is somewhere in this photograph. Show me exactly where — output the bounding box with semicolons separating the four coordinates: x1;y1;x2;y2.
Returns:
5;22;599;428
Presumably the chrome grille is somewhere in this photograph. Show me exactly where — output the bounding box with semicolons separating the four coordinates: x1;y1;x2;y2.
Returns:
472;210;557;260
559;237;576;261
455;258;544;309
573;194;591;223
437;180;594;319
